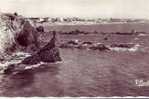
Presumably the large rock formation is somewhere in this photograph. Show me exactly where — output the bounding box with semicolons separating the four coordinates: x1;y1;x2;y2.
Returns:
21;31;62;65
0;13;62;74
15;20;39;53
0;12;39;58
4;32;62;74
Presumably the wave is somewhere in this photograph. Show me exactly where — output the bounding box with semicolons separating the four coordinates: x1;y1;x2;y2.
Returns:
109;44;141;52
0;52;31;73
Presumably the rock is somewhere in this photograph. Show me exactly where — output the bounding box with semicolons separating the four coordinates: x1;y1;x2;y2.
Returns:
4;63;31;74
0;13;61;73
0;12;40;57
21;54;40;65
67;40;79;45
39;47;61;62
4;64;15;74
21;32;62;65
104;37;108;40
110;43;135;48
82;41;92;45
76;42;93;49
89;43;110;51
59;39;80;48
16;20;39;50
36;26;44;32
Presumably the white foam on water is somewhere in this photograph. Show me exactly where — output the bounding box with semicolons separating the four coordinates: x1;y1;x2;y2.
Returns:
24;62;45;70
12;52;31;57
138;33;146;37
0;52;31;73
128;44;140;52
110;44;140;52
23;60;62;70
110;47;128;52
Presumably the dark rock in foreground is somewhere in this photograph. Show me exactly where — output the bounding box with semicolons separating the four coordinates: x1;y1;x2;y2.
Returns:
21;47;61;65
21;32;62;65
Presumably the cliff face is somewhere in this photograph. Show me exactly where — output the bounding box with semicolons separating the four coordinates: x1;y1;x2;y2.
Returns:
0;14;16;60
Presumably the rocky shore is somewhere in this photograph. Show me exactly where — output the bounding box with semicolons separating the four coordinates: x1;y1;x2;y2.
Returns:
59;39;140;52
0;13;62;74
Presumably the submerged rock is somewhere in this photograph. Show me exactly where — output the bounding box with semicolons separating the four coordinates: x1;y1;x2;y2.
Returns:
67;40;80;45
59;39;80;48
110;43;135;48
89;43;110;51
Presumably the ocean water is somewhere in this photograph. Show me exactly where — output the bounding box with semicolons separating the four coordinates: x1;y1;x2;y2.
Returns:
0;33;149;96
0;49;148;96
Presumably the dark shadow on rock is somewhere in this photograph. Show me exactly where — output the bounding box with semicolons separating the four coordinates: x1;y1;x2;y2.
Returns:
15;20;39;52
36;26;44;32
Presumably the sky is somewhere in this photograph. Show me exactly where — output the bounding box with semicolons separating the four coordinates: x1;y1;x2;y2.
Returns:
0;0;149;19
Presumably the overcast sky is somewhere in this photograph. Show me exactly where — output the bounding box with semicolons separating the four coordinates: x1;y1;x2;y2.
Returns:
0;0;149;19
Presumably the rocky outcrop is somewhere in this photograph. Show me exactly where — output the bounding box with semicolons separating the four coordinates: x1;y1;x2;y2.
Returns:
21;32;62;65
0;12;41;56
89;43;110;51
59;40;110;51
0;13;62;74
15;20;39;53
110;43;135;48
